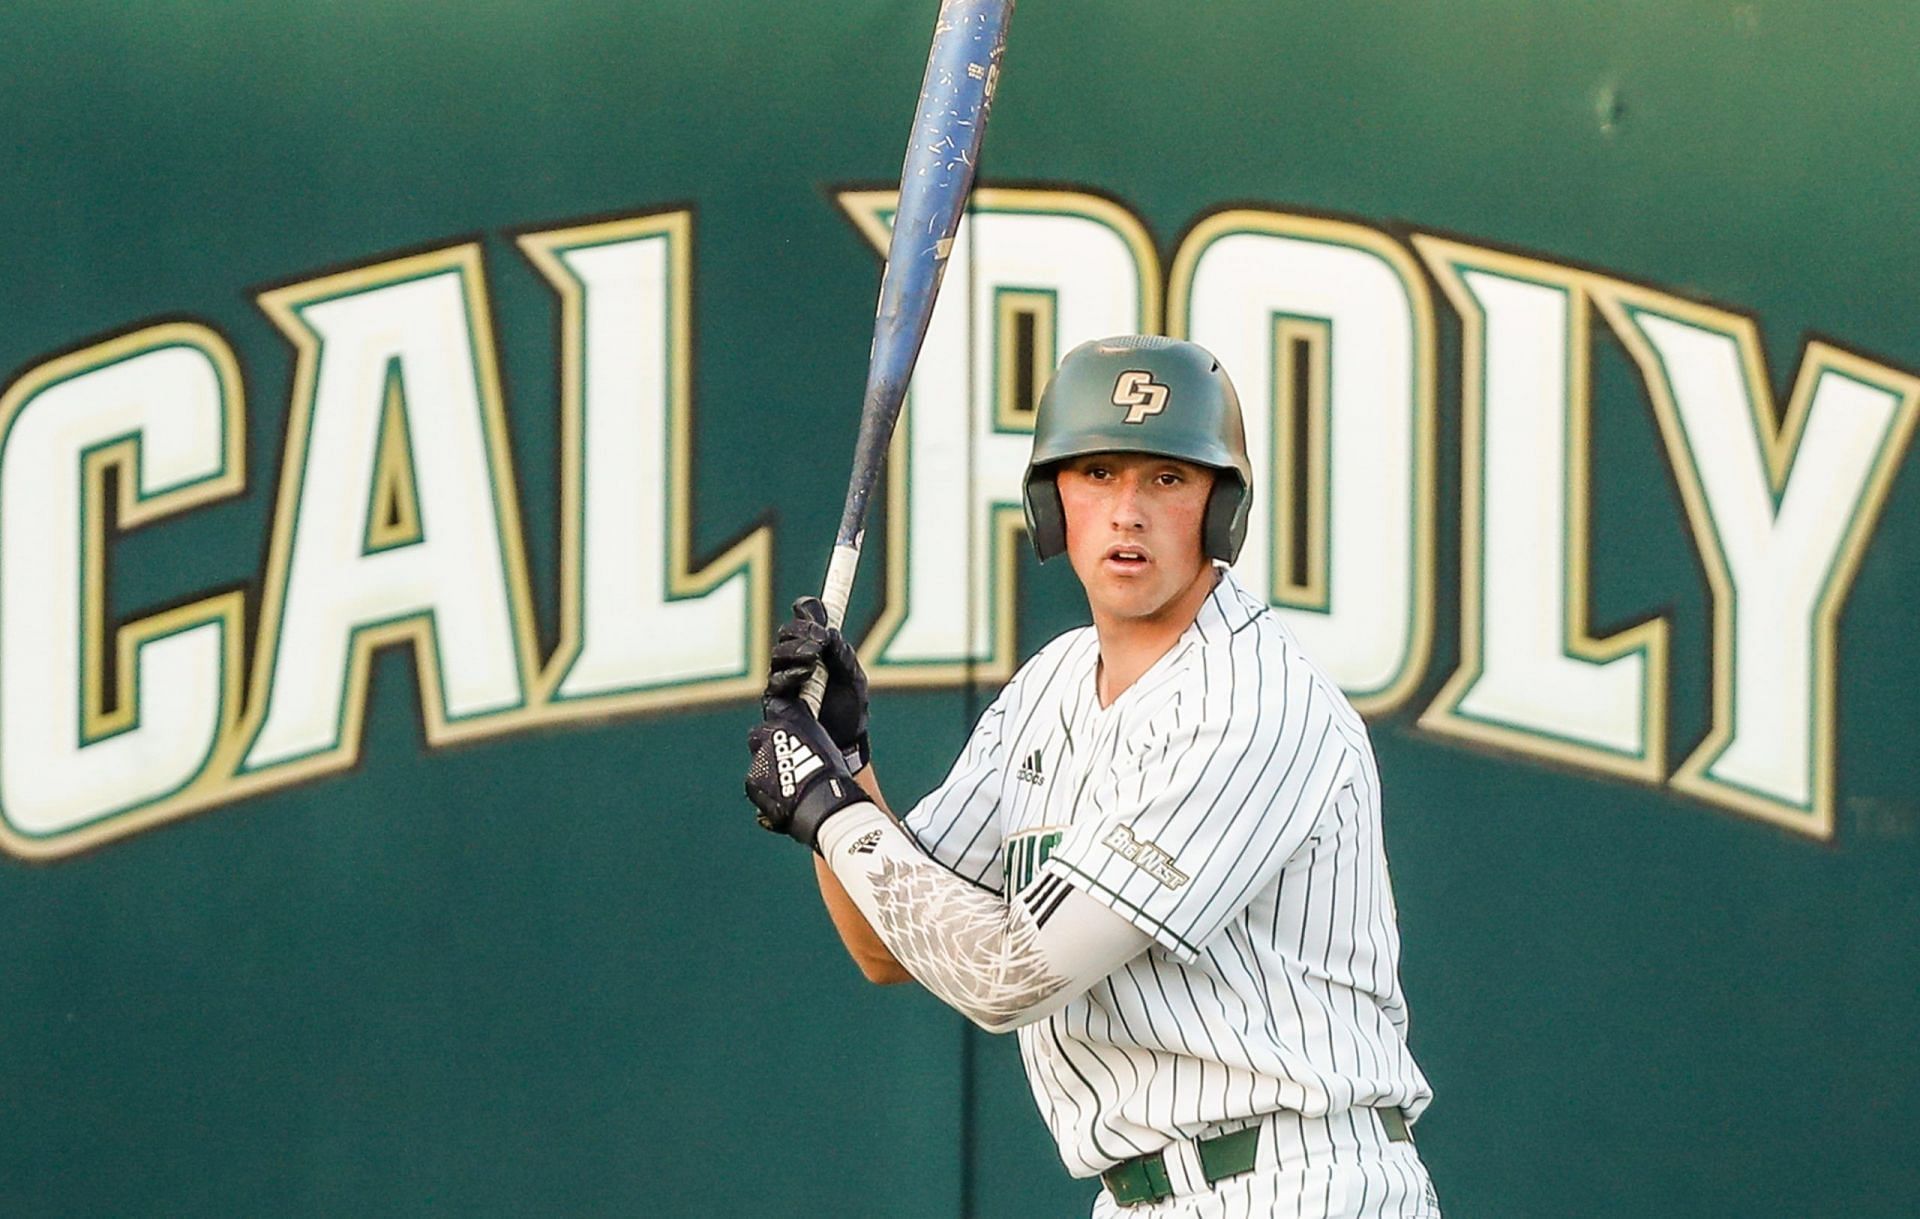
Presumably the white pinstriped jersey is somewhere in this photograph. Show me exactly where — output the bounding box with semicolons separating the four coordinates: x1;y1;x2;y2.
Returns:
903;570;1432;1180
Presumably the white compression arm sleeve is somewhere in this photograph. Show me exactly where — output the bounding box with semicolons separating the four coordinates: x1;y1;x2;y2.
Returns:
817;804;1152;1033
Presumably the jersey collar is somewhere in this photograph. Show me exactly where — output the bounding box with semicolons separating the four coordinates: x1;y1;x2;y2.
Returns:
1189;564;1266;644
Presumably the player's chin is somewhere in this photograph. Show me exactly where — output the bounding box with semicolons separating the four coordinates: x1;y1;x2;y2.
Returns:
1089;579;1170;621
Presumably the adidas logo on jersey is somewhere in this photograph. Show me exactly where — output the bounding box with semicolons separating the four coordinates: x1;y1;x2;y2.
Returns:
849;829;884;855
1015;749;1046;785
772;729;824;798
1102;824;1190;890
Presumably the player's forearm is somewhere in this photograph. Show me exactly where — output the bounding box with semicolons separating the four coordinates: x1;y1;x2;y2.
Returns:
850;762;892;815
814;854;912;984
811;763;912;983
816;805;1149;1033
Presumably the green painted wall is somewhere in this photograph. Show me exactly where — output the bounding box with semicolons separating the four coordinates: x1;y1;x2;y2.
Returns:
2;3;1915;1216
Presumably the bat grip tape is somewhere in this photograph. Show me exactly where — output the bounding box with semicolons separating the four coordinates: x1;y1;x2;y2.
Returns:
801;539;862;715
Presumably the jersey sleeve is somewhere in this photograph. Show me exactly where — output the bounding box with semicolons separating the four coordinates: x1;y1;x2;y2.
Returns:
901;685;1012;892
1043;648;1356;963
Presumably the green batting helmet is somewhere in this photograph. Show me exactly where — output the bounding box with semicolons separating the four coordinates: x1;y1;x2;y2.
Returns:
1023;335;1254;563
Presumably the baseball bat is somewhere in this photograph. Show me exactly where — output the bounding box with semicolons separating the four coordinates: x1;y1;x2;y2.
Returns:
803;0;1016;714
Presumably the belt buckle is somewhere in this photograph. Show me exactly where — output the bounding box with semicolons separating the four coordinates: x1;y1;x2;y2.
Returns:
1101;1150;1174;1208
1101;1120;1269;1207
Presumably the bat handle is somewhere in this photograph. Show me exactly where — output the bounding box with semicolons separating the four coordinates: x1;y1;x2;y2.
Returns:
800;536;863;716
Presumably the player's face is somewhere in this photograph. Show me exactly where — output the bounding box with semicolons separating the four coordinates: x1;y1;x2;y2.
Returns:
1056;453;1216;625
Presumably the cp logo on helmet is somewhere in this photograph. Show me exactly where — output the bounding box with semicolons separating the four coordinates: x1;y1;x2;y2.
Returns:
1111;370;1170;424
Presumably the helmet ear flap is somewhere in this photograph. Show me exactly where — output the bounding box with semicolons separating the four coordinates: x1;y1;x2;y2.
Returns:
1023;469;1067;561
1203;476;1251;563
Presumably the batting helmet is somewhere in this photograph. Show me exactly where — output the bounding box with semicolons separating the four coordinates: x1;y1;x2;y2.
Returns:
1023;335;1254;563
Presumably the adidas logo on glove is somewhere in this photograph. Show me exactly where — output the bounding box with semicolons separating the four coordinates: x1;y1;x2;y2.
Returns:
772;730;824;797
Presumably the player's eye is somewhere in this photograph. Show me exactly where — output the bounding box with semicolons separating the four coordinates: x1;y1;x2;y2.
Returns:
1155;470;1184;486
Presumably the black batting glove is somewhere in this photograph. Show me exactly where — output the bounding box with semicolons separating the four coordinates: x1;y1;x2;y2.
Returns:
745;696;866;850
765;596;871;773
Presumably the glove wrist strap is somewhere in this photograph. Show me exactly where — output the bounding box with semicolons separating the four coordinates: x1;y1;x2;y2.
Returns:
792;774;866;852
841;734;871;776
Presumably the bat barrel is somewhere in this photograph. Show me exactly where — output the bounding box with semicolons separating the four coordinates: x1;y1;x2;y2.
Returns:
806;0;1014;716
833;0;1015;549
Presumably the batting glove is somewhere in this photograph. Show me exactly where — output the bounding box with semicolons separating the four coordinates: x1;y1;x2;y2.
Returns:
745;696;866;850
765;596;870;773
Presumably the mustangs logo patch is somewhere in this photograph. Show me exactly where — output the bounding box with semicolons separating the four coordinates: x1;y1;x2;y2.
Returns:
1004;826;1065;893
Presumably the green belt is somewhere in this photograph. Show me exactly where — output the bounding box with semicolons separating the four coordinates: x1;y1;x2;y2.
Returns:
1099;1108;1413;1209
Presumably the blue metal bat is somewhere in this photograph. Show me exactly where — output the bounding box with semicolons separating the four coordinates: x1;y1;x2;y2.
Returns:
805;0;1015;712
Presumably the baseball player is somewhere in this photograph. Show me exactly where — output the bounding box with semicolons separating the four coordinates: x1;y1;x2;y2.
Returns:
745;336;1441;1217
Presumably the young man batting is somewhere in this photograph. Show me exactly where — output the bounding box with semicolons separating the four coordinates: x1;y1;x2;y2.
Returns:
745;336;1442;1218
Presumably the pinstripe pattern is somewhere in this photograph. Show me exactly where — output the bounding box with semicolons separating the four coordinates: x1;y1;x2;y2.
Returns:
902;571;1434;1206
